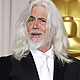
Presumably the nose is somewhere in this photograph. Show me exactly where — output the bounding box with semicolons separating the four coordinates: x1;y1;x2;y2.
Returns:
33;20;39;29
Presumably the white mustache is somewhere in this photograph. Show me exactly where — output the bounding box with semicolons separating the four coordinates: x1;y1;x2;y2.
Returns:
30;29;43;34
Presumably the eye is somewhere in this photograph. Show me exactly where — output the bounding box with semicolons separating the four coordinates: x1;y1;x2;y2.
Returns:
41;19;46;22
40;18;46;24
28;18;34;22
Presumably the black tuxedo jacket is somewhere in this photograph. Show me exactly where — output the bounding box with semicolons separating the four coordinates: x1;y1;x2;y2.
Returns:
0;52;80;80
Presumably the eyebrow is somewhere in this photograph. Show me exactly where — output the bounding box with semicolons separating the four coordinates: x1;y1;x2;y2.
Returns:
29;16;46;21
29;16;35;19
38;18;46;21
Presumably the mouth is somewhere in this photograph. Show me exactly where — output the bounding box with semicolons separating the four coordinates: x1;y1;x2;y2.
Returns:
31;33;42;38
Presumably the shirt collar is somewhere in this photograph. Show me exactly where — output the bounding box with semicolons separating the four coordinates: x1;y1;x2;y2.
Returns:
30;45;54;60
45;45;54;59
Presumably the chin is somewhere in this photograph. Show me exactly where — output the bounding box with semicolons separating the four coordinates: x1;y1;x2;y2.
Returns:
28;38;42;50
27;33;52;50
31;38;41;43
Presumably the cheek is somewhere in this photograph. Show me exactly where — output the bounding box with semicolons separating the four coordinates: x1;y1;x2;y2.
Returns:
27;25;32;33
42;25;46;34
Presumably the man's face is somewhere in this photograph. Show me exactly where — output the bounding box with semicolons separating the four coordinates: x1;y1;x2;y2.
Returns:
27;5;47;43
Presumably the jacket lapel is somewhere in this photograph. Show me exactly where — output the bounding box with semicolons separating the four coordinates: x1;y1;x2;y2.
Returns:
20;52;40;80
20;52;66;80
53;55;66;80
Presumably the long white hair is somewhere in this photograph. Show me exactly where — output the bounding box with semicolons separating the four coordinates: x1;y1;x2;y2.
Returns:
12;0;72;63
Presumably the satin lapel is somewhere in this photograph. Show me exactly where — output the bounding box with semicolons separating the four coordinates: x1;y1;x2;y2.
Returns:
20;52;40;80
53;55;66;80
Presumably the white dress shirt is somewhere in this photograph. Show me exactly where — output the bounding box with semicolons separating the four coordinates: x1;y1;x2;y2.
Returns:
30;45;54;80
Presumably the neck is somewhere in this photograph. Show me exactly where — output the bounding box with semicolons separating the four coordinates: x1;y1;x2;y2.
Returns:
37;41;52;53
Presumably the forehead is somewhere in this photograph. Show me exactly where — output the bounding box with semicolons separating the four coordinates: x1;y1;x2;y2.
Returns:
30;5;47;18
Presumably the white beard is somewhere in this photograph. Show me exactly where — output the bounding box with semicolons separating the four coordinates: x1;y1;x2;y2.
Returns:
26;29;53;50
27;35;45;50
27;34;52;50
28;39;42;50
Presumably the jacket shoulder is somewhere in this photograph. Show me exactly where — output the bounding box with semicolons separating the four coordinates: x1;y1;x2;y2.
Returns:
0;55;12;80
64;56;80;80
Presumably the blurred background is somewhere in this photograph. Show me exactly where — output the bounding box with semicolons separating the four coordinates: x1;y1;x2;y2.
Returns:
0;0;80;59
52;0;80;59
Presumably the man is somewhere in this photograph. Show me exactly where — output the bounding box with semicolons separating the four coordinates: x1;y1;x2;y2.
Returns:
0;0;80;80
